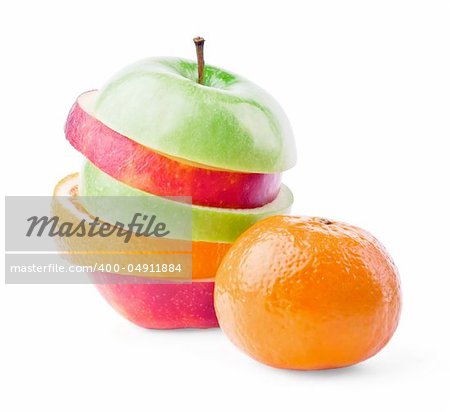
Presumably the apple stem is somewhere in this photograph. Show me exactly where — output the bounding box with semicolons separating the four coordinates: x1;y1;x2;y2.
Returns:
193;37;205;85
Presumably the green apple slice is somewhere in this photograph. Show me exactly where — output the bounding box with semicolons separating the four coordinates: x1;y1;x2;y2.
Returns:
92;57;296;173
79;161;293;243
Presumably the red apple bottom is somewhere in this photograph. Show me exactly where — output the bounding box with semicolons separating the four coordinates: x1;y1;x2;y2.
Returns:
90;272;218;329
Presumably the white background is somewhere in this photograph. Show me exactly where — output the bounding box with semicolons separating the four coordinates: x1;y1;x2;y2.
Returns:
1;1;449;411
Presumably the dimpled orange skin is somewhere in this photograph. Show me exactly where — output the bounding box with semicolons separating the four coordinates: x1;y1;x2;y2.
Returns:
214;215;401;370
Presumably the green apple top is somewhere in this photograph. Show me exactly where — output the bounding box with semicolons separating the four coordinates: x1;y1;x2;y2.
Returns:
92;56;296;173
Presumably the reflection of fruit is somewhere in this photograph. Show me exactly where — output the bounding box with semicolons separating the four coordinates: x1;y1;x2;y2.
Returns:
93;57;296;173
215;216;401;370
80;161;294;243
65;91;281;208
93;273;218;329
53;173;231;280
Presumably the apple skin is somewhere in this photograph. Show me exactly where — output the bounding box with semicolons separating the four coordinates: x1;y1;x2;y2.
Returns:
93;57;296;173
52;174;219;329
65;91;281;208
92;273;218;329
80;160;294;243
51;173;233;280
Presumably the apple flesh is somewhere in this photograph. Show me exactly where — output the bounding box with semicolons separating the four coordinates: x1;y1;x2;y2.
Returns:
65;91;281;208
92;273;218;329
80;160;294;243
93;57;296;173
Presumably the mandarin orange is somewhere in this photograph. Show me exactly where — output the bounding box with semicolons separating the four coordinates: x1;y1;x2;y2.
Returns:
214;215;401;370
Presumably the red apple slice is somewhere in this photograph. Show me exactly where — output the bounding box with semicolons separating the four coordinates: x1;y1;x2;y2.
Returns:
53;173;218;329
92;273;218;329
65;91;281;209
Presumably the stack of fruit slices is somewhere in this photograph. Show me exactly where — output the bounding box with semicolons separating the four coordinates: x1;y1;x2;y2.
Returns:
55;55;296;329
